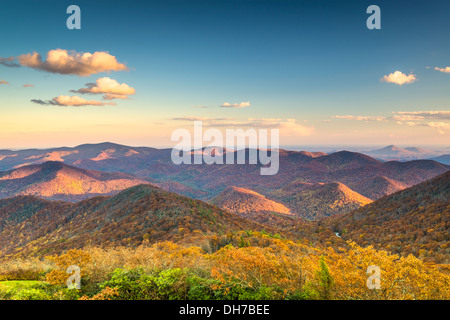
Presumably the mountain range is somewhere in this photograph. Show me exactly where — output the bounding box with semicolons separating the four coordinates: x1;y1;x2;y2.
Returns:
1;169;448;264
364;145;441;161
0;142;448;219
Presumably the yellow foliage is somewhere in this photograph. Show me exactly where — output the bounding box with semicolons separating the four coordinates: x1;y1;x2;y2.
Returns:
45;249;91;285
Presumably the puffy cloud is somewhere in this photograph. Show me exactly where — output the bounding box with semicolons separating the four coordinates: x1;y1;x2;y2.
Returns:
18;49;128;76
0;57;20;67
434;67;450;73
0;79;9;85
381;71;416;85
31;95;115;107
72;77;135;99
220;101;251;108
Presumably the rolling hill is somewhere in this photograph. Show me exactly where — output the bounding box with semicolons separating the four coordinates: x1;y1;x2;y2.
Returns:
269;181;372;220
0;161;152;201
322;170;450;263
348;175;408;200
210;186;292;217
0;184;268;258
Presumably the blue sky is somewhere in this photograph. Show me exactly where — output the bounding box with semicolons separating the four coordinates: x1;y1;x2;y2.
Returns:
0;0;449;148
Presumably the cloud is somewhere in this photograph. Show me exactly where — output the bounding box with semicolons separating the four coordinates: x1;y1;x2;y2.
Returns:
220;101;251;108
192;105;208;108
396;120;450;134
31;95;115;107
381;71;416;85
172;117;231;121
23;84;34;88
332;115;386;121
392;111;450;121
434;67;450;73
18;49;128;76
0;57;20;68
71;77;135;99
329;110;449;135
196;118;315;136
0;79;9;85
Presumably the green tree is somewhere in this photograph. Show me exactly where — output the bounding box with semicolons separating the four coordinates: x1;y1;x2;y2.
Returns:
316;257;334;300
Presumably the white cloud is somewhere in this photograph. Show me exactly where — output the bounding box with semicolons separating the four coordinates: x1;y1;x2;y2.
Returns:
18;49;128;76
434;67;450;73
381;71;416;85
220;101;251;108
72;77;135;100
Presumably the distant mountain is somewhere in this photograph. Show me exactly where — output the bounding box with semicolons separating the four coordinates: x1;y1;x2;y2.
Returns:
211;186;292;217
0;161;152;201
324;170;450;263
0;184;266;258
0;142;171;172
1;143;448;219
365;145;438;161
430;154;450;165
270;181;372;220
404;147;434;154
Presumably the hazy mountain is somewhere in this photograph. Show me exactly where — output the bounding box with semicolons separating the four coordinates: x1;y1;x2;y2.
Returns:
365;145;439;161
0;142;171;172
0;161;152;202
430;154;450;165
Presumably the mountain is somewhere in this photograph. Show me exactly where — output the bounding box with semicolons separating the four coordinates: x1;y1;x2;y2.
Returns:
0;184;267;258
311;150;382;170
0;142;171;172
323;170;450;263
0;161;152;201
270;181;372;220
430;154;450;165
365;145;438;161
210;186;291;217
1;143;448;219
404;147;434;154
348;175;409;200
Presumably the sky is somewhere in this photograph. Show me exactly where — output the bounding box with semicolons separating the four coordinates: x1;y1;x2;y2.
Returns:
0;0;449;149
